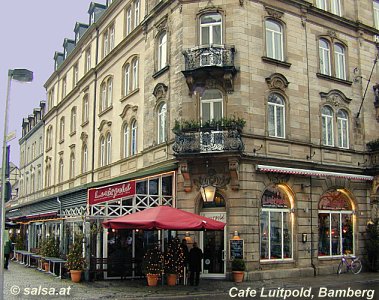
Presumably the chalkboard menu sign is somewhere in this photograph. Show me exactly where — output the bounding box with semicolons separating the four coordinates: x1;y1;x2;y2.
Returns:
230;239;244;260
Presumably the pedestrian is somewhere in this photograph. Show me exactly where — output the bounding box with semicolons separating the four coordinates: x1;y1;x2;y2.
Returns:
188;242;203;286
4;231;11;270
180;239;189;267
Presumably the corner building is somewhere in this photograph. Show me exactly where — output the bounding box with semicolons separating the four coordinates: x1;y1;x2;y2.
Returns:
9;0;379;281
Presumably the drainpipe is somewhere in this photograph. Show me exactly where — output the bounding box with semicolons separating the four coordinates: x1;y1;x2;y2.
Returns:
56;197;64;253
91;26;99;184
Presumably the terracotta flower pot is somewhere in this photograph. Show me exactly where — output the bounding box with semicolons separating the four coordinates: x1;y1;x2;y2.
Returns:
166;274;177;286
146;274;159;286
232;271;244;283
43;262;50;272
70;270;82;283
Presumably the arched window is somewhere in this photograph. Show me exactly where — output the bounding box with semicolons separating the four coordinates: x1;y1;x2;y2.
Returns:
337;109;349;148
200;89;223;124
107;78;113;106
59;117;65;141
70;153;75;179
132;58;139;90
158;31;167;70
123;124;129;158
265;20;283;61
260;185;292;260
71;107;77;133
106;133;112;165
100;136;105;167
83;95;89;123
45;165;51;188
82;145;88;173
200;13;222;45
318;190;354;256
319;39;331;76
268;93;285;138
157;102;167;144
131;120;137;155
322;106;334;146
58;159;64;182
124;64;130;96
334;43;346;80
101;83;107;112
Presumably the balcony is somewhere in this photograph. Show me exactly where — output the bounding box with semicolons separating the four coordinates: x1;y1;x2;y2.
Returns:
173;127;244;155
182;45;237;94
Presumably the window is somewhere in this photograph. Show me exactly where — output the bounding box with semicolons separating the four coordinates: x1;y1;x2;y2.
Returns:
200;89;223;124
39;136;43;154
71;107;77;134
134;0;140;28
60;117;65;142
265;20;283;61
85;48;91;72
73;64;79;87
331;0;342;16
124;63;130;95
158;31;167;70
70;153;75;179
108;78;113;106
318;190;354;257
82;145;88;173
103;24;115;58
58;159;64;182
132;58;139;90
158;102;167;144
100;77;113;112
83;95;89;123
321;106;334;146
100;136;105;167
46;126;53;149
337;109;349;148
319;39;331;76
37;169;41;191
319;38;347;80
375;1;379;30
62;76;67;99
200;13;222;45
126;7;132;35
103;31;109;57
268;93;285;138
260;186;293;260
45;165;51;188
131;120;137;155
48;88;55;110
316;0;327;10
106;133;112;165
123;124;129;158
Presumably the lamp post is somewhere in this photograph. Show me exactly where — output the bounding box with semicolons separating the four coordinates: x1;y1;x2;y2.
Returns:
0;69;33;297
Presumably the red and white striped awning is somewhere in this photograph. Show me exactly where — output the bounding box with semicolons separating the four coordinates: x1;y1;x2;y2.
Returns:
256;165;374;181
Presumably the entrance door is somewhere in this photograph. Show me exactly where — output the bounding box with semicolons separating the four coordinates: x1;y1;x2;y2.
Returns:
200;212;226;278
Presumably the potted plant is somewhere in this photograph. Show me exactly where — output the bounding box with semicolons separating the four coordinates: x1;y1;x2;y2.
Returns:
231;258;246;283
142;244;163;286
40;236;60;272
65;236;86;283
164;238;184;286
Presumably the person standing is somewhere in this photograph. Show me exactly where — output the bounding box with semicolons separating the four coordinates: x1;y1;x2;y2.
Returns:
189;242;203;286
4;231;11;270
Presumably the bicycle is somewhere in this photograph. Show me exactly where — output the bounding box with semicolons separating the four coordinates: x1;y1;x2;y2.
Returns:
337;254;362;275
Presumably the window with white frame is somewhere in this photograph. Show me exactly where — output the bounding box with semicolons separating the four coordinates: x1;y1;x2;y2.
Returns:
268;93;285;138
316;0;327;10
46;126;53;149
100;77;113;112
337;109;349;148
260;186;293;260
200;13;222;45
132;58;139;90
83;95;89;123
126;7;132;35
318;190;354;257
103;24;115;58
321;106;334;146
62;76;67;99
60;117;65;142
131;120;137;156
70;152;75;179
123;124;129;158
157;102;167;144
48;88;55;110
124;63;130;96
319;38;347;80
134;0;140;28
85;48;91;72
200;89;223;124
375;1;379;30
100;136;106;167
158;31;168;70
82;144;88;173
45;165;51;187
58;158;64;182
331;0;342;16
103;30;109;57
71;107;77;134
265;19;284;61
106;133;112;165
73;64;79;87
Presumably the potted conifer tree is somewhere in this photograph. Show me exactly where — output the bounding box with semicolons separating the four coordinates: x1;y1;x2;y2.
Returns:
232;258;246;283
143;244;163;286
65;236;86;283
164;238;184;286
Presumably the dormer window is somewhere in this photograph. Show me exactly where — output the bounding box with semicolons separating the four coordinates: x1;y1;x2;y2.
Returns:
90;12;95;25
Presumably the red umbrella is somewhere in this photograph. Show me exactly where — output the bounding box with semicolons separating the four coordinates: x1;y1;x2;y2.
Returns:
102;205;225;231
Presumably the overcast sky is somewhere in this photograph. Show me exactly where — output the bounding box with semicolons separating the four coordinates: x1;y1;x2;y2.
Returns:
0;0;101;167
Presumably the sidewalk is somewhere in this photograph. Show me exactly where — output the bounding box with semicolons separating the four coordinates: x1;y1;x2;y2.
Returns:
4;261;379;299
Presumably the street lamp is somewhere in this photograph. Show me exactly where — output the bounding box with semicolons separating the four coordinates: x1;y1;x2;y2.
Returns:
200;185;216;203
0;69;33;296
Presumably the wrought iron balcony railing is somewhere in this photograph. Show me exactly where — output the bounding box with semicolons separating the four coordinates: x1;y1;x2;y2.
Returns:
173;127;244;154
183;45;235;71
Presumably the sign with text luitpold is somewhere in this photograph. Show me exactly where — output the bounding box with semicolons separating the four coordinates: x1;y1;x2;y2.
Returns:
88;180;136;205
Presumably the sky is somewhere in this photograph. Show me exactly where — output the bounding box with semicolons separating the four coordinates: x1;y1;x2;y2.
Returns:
0;0;101;167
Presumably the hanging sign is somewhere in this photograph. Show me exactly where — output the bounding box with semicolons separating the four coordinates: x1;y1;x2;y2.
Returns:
230;239;244;260
88;180;136;205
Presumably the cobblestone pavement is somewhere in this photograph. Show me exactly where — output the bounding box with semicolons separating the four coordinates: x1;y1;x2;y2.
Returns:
3;260;379;300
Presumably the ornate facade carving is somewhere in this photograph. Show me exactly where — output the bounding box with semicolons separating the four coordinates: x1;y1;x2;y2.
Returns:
153;83;168;100
320;89;352;106
265;73;290;91
265;6;284;19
